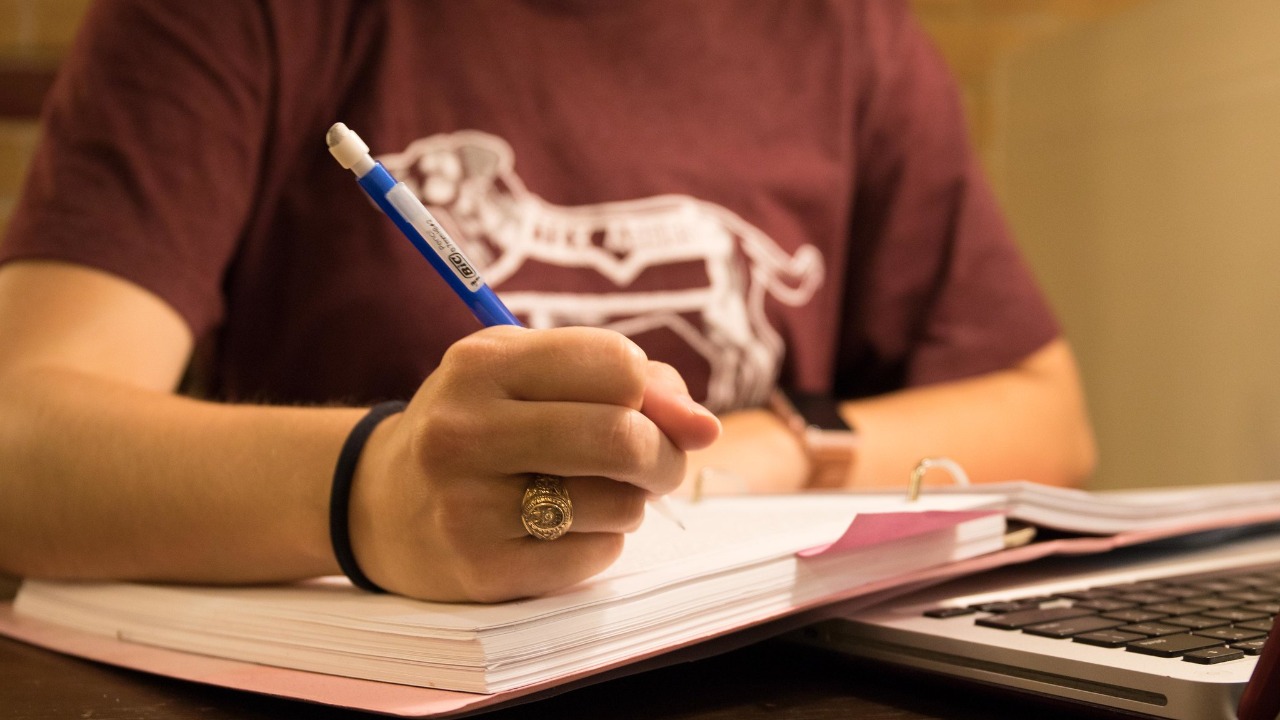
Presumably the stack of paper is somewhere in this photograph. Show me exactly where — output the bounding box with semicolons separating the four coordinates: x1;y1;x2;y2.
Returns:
14;493;1005;693
930;480;1280;534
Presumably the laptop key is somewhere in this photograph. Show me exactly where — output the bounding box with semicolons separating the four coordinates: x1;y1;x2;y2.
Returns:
1141;602;1202;616
1112;592;1172;605
1195;626;1269;642
1073;629;1146;648
923;606;976;619
1225;574;1276;588
1150;586;1209;600
1162;615;1232;631
1098;581;1167;594
1221;590;1277;604
1237;618;1275;632
1100;609;1167;623
976;606;1095;630
1024;615;1126;639
971;601;1034;613
1182;646;1246;664
1232;639;1269;655
1073;598;1137;612
1185;596;1244;611
1054;589;1116;601
1201;608;1270;623
1118;622;1193;637
1186;580;1252;593
1127;634;1224;658
1009;596;1056;606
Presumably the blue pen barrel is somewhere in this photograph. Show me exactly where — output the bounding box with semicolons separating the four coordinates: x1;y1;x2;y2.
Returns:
356;163;522;328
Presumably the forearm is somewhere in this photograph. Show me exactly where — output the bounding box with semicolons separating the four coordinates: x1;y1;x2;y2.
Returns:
0;365;359;583
842;339;1096;488
684;339;1096;493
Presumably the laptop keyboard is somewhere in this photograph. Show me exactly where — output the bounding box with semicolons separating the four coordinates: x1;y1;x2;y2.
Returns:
923;561;1280;665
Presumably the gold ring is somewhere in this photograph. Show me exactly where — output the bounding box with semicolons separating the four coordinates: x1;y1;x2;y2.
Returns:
521;474;573;541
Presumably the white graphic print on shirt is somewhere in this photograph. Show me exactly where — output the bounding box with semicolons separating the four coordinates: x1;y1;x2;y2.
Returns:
379;131;822;411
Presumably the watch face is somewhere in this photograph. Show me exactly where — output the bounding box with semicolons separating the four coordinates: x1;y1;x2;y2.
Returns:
790;393;853;432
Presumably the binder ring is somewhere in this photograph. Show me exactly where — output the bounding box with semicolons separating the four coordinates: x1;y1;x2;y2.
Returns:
907;457;971;502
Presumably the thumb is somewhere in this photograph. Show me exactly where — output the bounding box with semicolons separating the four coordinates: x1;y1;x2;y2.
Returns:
640;362;722;452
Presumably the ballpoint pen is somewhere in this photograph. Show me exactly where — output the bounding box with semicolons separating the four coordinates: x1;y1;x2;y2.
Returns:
326;122;519;328
326;122;685;528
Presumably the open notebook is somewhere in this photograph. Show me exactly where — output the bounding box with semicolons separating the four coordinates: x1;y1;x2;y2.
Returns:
8;480;1280;717
8;493;1005;695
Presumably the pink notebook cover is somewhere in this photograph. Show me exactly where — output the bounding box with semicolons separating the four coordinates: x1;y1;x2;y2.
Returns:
5;506;1280;717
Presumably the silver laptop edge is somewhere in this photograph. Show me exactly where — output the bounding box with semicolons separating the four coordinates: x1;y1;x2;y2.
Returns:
794;530;1280;720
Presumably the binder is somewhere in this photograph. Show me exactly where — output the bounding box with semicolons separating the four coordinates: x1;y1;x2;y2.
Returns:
6;469;1280;717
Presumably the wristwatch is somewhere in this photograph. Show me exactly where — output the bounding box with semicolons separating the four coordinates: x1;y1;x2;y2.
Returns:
769;390;859;489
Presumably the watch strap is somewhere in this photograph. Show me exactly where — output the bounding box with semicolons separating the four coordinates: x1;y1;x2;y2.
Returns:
769;390;858;489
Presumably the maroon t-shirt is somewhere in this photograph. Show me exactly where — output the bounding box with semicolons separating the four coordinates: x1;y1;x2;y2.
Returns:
0;0;1057;412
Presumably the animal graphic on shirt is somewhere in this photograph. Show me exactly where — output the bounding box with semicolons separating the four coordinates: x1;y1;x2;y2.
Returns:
379;130;823;411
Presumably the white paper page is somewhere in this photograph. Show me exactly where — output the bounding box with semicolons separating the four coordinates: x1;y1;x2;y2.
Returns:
17;494;1003;636
903;479;1280;533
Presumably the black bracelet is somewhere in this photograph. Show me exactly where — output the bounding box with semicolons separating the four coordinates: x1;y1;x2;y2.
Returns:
330;400;407;593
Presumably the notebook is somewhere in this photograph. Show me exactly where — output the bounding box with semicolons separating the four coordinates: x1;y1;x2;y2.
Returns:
793;524;1280;720
6;493;1006;698
9;479;1280;717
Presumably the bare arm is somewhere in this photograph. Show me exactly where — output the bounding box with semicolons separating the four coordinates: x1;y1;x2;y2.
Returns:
843;338;1096;488
0;261;719;600
0;261;365;582
685;338;1096;493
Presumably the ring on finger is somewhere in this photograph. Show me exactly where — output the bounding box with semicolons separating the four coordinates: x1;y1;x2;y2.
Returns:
521;474;574;541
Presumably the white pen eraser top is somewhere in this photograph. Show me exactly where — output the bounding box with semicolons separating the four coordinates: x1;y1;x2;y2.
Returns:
326;122;373;173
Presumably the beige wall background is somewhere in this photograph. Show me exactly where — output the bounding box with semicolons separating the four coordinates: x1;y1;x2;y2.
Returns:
992;0;1280;489
2;1;1276;490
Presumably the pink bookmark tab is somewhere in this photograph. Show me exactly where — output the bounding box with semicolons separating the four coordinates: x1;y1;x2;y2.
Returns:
798;510;1003;558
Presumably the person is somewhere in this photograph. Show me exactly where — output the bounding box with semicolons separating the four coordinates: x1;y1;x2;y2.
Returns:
0;1;1095;603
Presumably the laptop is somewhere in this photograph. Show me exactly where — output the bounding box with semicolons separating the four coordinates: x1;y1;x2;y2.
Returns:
792;525;1280;720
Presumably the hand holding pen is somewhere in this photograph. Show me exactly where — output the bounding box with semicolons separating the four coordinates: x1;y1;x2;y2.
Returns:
325;124;719;601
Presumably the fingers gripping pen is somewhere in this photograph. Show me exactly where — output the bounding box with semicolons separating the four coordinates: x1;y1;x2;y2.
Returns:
327;123;686;529
326;122;521;328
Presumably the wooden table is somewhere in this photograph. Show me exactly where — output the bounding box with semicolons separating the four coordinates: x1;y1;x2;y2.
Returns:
0;629;1130;720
